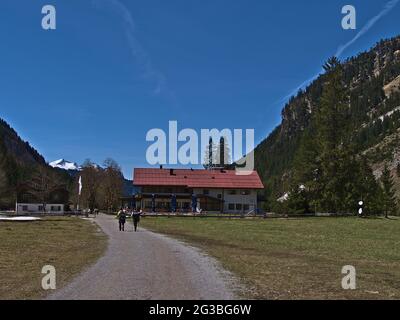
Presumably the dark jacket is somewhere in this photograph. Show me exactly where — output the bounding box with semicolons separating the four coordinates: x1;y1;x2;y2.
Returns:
132;212;141;222
118;211;126;223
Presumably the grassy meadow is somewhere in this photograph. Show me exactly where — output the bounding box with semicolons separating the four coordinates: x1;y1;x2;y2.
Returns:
142;216;400;300
0;217;107;299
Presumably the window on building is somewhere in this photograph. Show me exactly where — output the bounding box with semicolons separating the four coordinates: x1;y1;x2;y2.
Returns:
203;189;209;195
51;206;61;211
38;206;44;211
228;203;235;210
241;190;250;195
22;205;28;211
228;190;237;195
236;204;242;211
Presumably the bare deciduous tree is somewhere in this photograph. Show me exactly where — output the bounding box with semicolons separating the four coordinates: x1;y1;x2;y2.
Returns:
28;165;65;212
80;159;101;213
100;158;124;213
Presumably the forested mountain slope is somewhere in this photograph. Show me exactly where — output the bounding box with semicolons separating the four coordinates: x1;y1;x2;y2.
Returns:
0;118;71;209
255;36;400;208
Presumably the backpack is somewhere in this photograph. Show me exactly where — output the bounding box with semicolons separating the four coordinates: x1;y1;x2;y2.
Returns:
119;212;126;222
133;213;140;222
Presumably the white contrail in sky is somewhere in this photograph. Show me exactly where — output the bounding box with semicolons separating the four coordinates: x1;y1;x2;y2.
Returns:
280;0;399;104
335;0;400;57
92;0;173;99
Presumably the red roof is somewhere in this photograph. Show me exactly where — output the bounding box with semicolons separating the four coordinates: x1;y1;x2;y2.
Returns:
133;168;264;189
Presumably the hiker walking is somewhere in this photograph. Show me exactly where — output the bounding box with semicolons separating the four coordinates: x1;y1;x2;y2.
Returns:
131;209;141;232
117;208;126;232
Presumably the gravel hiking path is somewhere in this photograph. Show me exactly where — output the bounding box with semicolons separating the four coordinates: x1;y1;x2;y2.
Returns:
46;213;238;300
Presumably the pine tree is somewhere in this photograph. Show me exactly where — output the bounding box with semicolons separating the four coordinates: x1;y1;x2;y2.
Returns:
203;138;214;170
381;164;397;218
265;43;400;215
316;57;351;213
356;157;381;215
203;138;221;170
287;185;310;214
291;126;321;213
289;57;383;215
318;57;349;153
215;137;232;168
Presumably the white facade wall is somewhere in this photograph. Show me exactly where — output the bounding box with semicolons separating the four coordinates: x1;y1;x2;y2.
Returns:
223;190;257;213
16;203;65;214
193;188;258;213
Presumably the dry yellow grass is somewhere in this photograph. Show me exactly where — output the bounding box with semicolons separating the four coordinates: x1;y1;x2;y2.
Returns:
142;216;400;300
0;217;107;300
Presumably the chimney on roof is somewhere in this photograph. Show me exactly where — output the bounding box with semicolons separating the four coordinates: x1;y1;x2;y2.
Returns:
170;169;174;176
160;165;163;169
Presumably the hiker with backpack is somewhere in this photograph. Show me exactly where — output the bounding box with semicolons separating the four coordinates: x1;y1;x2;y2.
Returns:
131;209;141;232
117;208;127;232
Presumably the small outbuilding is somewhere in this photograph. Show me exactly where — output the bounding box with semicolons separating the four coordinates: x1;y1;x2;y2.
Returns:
16;203;65;214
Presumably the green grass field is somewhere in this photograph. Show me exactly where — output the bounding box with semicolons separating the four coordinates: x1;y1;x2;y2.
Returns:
142;216;400;300
0;217;107;300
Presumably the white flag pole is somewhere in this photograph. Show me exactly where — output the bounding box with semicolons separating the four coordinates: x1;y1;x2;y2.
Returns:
77;176;82;211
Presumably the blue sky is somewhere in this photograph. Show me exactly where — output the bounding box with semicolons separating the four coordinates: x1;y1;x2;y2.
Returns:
1;0;399;178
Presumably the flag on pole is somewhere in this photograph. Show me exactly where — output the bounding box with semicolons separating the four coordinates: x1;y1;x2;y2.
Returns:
78;176;82;196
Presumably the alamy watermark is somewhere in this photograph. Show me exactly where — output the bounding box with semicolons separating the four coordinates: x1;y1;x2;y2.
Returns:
41;265;56;290
41;5;56;30
39;4;356;31
341;265;356;290
145;121;255;175
342;5;356;30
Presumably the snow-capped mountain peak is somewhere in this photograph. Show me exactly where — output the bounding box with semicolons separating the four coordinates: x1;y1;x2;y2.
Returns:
49;159;81;171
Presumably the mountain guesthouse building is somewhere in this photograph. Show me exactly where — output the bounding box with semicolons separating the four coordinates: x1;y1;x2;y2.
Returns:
132;167;264;214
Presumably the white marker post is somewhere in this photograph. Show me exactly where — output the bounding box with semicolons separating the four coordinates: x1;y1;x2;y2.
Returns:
358;200;364;217
77;176;82;211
